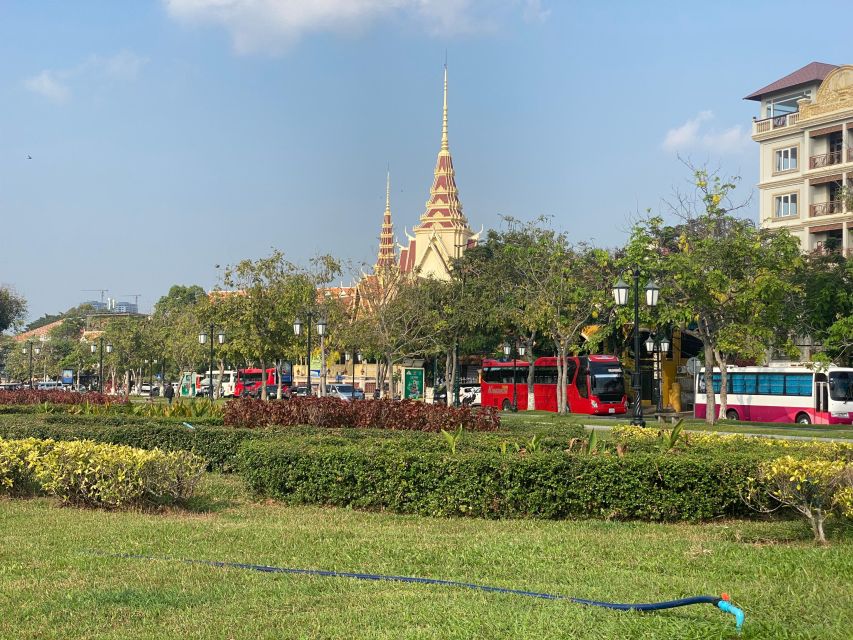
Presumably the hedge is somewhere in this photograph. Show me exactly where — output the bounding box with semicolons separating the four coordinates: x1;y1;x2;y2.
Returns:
0;420;260;472
0;437;205;508
224;397;501;431
237;440;762;521
0;390;127;405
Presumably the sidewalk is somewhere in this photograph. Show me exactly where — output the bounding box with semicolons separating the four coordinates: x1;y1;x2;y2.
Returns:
583;423;853;443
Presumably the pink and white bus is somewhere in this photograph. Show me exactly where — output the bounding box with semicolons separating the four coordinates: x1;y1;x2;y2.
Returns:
695;365;853;425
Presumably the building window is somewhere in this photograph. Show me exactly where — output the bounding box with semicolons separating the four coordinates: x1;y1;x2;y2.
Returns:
774;146;798;172
774;193;798;218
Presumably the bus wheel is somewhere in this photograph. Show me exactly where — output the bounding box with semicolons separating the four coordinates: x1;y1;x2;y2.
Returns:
501;399;512;411
725;409;739;421
795;413;812;425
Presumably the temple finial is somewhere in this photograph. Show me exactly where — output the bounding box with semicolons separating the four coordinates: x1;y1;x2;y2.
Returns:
385;168;391;213
441;64;448;152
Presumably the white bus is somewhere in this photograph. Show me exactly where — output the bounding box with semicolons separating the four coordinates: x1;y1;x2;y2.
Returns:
695;364;853;425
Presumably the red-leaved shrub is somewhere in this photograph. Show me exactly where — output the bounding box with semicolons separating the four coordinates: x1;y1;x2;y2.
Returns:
0;390;126;406
224;397;500;432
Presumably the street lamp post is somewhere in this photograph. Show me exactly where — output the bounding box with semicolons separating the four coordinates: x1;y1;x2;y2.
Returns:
89;338;111;393
502;341;527;412
345;351;360;400
21;342;37;388
198;325;225;399
293;314;326;397
613;269;659;427
645;333;671;414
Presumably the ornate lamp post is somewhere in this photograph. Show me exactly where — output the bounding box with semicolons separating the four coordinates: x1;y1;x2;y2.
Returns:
645;333;671;413
345;351;361;400
21;341;38;388
293;314;326;396
198;325;225;399
613;270;660;426
89;338;111;393
502;341;527;412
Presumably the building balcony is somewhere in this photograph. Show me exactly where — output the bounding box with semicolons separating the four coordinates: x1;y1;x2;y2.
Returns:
809;150;844;169
809;200;845;217
753;112;800;135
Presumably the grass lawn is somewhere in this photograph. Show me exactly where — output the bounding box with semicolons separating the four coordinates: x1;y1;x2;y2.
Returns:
1;474;851;640
501;410;853;440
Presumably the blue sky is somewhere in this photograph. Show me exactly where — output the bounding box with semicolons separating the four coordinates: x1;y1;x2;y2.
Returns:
1;0;850;322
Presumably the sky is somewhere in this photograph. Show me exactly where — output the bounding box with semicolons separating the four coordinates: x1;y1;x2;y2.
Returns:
1;0;850;323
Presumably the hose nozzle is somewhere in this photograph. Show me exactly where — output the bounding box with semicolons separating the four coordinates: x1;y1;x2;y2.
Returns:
717;598;745;632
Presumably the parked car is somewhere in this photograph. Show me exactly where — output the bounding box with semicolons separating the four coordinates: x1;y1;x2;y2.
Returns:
326;384;365;401
253;384;291;399
293;385;310;397
138;383;160;397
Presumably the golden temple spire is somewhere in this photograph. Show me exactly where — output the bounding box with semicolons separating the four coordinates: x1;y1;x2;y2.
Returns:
375;170;396;271
441;64;449;152
385;169;391;213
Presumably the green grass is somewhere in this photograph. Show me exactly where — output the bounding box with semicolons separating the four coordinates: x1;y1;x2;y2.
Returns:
501;411;853;440
1;474;851;639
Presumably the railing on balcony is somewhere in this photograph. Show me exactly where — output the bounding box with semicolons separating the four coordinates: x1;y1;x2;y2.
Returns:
809;200;844;217
809;150;843;169
753;112;799;135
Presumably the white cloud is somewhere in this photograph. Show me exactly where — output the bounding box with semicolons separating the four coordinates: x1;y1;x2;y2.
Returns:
164;0;546;54
24;70;70;103
24;50;148;103
98;50;148;79
662;111;750;155
523;0;550;22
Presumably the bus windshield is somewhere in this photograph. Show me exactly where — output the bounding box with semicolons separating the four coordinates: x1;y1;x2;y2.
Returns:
590;364;625;399
829;372;852;402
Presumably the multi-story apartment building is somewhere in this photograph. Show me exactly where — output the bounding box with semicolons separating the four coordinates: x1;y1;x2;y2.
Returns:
748;62;853;256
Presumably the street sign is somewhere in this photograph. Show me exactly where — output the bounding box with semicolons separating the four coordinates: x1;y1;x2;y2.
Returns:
61;369;74;385
403;368;425;400
686;357;701;376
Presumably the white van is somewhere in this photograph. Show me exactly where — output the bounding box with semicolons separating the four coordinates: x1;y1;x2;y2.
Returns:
36;381;65;391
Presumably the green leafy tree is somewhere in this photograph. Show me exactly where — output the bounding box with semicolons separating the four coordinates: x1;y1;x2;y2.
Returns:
222;251;320;400
622;166;802;423
0;287;27;334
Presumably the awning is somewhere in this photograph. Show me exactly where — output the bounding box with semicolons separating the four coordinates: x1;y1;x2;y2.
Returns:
809;124;843;137
809;223;843;233
809;173;843;186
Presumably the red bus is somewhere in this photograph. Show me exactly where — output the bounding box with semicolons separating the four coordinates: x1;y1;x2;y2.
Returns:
480;355;628;415
234;364;292;397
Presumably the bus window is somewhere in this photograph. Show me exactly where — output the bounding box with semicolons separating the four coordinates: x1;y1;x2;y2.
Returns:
757;373;784;395
731;374;757;394
784;373;812;397
576;361;588;398
829;372;852;401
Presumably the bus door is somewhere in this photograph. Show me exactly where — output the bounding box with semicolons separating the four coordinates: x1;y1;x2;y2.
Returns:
814;374;829;424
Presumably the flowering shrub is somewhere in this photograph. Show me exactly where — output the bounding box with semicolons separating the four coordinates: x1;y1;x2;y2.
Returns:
0;390;126;406
224;397;500;432
611;424;853;460
745;456;853;543
0;437;205;508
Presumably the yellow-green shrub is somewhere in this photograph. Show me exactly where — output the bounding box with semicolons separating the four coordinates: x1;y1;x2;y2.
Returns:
0;437;205;508
747;456;853;543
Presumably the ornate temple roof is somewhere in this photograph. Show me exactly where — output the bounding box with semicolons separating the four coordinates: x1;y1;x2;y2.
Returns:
415;65;469;233
375;171;396;270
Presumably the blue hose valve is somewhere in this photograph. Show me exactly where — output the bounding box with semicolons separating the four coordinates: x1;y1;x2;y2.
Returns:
717;598;745;632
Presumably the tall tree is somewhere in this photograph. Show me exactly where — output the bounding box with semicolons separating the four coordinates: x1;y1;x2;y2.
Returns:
0;287;27;334
622;166;802;423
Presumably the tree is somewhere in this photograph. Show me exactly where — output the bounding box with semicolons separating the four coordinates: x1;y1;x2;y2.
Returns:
623;166;802;423
0;287;27;334
222;251;320;400
795;254;853;366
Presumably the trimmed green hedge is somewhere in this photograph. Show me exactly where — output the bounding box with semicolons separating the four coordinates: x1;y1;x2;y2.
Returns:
237;440;761;521
0;420;256;471
0;416;587;472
